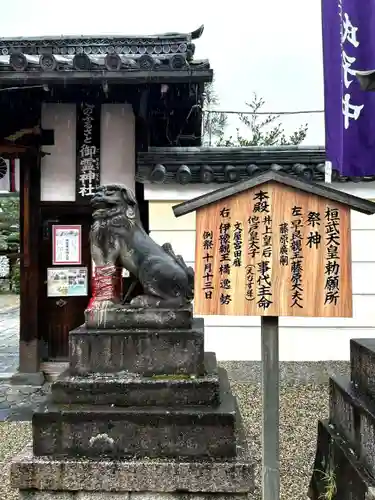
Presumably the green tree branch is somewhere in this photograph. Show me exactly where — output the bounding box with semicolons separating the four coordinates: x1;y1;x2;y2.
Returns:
203;89;308;147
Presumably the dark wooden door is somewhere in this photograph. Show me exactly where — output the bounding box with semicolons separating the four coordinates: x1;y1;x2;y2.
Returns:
38;208;92;360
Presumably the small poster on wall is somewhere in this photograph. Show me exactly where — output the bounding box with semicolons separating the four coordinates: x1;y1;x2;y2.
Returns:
52;225;82;265
47;267;88;297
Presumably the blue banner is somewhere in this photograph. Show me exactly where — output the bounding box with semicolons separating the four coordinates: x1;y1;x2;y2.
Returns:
322;0;375;176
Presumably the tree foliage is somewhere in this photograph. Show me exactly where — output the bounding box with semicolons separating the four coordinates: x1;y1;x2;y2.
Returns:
0;197;19;252
0;196;20;293
201;81;228;146
203;87;308;147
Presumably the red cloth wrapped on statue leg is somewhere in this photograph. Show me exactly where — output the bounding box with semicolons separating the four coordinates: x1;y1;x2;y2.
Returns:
87;265;122;309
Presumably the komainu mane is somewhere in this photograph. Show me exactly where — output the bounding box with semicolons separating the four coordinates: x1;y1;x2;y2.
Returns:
89;184;194;309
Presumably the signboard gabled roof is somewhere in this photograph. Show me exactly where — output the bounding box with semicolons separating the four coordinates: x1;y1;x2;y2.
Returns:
173;170;375;217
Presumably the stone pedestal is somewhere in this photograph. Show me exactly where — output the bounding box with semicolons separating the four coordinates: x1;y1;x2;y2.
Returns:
84;305;194;330
69;319;205;376
10;310;254;498
309;339;375;499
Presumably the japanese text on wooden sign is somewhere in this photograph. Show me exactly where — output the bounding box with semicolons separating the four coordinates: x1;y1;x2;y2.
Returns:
76;103;101;200
195;182;352;318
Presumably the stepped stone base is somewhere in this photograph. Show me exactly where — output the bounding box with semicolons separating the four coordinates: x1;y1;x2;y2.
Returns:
33;370;237;460
19;493;249;499
69;319;205;376
329;375;357;444
329;375;375;477
52;353;220;407
351;339;375;401
308;420;375;500
12;313;255;498
11;438;254;496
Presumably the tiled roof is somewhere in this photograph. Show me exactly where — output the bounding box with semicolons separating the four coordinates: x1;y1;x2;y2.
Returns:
173;170;375;217
136;146;375;184
0;26;212;84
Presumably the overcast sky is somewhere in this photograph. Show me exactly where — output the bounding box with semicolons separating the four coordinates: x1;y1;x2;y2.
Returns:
0;0;325;145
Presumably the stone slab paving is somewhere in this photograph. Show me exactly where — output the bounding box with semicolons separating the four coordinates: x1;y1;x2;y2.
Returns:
0;297;51;422
0;305;20;375
0;384;50;421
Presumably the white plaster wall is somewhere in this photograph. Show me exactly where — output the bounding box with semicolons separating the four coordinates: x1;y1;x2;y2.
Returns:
101;104;135;193
145;182;375;362
41;103;76;201
40;103;135;201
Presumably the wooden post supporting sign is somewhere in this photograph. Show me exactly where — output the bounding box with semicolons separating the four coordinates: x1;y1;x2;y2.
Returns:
173;170;375;500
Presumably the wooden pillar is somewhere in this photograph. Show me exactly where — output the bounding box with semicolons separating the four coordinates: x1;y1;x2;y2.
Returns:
12;153;44;385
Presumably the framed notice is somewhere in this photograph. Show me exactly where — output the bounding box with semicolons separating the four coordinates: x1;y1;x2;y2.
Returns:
47;267;88;297
52;225;82;265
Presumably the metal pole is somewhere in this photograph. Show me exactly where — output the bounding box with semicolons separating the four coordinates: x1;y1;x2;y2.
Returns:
261;315;280;500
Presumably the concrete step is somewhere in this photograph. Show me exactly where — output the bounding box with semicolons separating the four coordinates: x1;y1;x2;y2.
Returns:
41;361;69;382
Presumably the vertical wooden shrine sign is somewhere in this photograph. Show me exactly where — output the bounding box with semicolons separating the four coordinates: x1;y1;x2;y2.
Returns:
76;102;101;201
173;171;375;500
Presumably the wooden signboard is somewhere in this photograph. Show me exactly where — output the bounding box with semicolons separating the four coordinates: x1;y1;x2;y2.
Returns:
173;171;375;319
173;170;375;500
194;182;351;318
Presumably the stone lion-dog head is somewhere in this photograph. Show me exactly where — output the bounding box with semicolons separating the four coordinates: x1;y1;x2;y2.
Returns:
91;184;140;228
90;184;144;261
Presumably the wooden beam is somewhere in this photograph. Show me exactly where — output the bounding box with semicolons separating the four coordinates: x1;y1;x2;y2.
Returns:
18;152;42;380
0;143;28;154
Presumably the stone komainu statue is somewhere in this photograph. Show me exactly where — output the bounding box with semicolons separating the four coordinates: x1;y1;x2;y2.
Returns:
89;184;194;309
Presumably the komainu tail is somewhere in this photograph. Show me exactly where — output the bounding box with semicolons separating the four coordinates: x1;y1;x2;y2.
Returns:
162;242;194;298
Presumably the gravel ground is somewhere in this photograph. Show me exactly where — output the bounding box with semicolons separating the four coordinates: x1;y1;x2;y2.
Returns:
0;380;329;500
0;422;31;499
232;382;329;499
